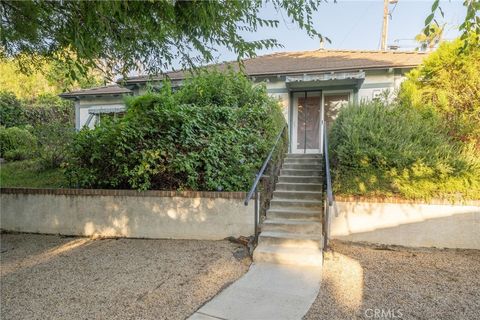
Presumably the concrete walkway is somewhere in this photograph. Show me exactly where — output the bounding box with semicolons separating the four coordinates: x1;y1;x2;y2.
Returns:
188;263;322;320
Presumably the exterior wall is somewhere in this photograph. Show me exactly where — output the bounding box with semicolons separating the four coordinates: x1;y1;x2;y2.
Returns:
357;69;407;101
264;79;289;122
260;68;411;152
331;198;480;249
0;188;254;240
72;68;411;130
76;96;127;130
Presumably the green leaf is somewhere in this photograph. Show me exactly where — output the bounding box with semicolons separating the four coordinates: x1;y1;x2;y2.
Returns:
425;13;434;26
438;6;444;18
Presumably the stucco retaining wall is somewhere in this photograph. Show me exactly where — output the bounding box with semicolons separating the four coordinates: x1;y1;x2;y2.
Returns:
0;188;254;240
331;197;480;249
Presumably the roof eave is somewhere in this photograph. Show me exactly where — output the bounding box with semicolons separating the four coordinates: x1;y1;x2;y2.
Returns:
248;64;419;78
120;64;419;84
59;92;133;100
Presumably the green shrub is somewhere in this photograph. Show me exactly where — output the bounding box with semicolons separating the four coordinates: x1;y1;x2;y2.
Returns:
34;122;75;169
66;70;285;191
330;101;480;200
0;90;74;128
0;91;23;127
0;126;37;160
22;94;74;127
399;36;480;150
3;148;33;161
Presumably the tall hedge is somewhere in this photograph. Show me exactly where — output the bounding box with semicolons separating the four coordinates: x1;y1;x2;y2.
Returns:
66;71;286;191
0;91;74;128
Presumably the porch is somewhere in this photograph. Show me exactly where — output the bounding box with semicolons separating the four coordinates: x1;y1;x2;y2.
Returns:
274;71;365;153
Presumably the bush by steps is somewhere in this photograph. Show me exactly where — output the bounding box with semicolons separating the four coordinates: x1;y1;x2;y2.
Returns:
66;70;286;191
329;101;480;200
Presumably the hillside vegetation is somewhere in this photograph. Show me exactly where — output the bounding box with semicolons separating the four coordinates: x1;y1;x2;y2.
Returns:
331;37;480;200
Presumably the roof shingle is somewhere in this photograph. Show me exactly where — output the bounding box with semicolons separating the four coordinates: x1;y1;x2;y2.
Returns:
60;50;427;98
123;49;427;83
59;85;132;98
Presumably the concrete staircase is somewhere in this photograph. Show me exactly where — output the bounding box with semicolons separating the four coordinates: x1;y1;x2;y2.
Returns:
253;153;324;267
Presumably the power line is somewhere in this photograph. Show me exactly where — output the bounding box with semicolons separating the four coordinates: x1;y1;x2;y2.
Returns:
339;1;376;47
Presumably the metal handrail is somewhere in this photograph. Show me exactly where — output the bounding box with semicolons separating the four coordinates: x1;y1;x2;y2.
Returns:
244;124;287;239
323;124;335;250
323;125;333;207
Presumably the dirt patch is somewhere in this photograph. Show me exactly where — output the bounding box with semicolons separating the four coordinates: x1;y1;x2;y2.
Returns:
0;233;250;320
305;240;480;320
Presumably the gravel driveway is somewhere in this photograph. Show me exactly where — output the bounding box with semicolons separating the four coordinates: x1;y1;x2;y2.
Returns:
305;240;480;320
0;233;250;320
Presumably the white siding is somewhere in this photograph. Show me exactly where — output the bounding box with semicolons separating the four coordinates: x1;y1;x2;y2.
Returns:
358;70;406;102
76;96;126;130
264;80;289;122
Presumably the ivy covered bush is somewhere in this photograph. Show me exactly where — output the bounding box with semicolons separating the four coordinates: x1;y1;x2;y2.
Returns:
330;101;480;200
66;71;285;191
0;91;73;128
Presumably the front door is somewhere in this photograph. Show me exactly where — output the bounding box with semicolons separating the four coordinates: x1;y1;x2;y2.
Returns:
292;92;321;153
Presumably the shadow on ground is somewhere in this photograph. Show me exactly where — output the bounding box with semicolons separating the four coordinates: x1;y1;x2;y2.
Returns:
0;233;250;320
304;240;480;320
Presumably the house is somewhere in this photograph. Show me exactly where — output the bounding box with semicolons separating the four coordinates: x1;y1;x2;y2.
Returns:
60;49;426;153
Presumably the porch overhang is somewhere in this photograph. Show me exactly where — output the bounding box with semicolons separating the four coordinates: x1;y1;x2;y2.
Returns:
285;71;365;89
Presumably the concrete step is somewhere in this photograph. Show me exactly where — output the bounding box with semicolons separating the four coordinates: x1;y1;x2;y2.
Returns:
278;176;322;184
280;169;322;176
285;153;321;159
253;244;323;267
276;182;322;192
282;163;323;170
284;158;322;165
262;218;322;234
270;198;323;209
267;208;321;220
273;190;322;200
259;231;323;249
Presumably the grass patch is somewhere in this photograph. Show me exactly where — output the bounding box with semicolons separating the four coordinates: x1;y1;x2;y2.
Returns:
0;160;67;188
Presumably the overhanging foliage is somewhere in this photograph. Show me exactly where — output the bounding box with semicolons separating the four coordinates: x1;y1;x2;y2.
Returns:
1;0;327;80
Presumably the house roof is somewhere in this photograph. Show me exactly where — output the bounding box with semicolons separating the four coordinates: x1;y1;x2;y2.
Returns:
122;49;427;84
60;50;427;98
59;85;132;99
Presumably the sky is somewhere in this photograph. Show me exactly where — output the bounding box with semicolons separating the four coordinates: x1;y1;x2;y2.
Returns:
208;0;467;63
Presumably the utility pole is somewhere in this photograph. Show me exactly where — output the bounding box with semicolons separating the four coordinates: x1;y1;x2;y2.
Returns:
381;0;389;51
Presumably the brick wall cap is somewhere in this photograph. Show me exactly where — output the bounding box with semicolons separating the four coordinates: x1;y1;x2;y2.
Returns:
335;195;480;206
0;188;249;199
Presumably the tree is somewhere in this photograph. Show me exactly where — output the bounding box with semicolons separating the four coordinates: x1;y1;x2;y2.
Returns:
0;57;102;100
1;0;327;81
423;0;479;49
0;59;58;100
415;23;444;51
399;35;480;150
